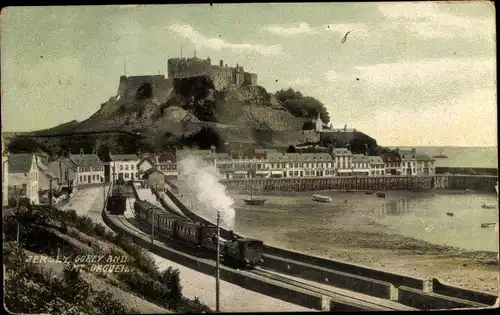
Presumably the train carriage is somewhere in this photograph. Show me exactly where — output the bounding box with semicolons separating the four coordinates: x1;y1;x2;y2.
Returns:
156;212;186;237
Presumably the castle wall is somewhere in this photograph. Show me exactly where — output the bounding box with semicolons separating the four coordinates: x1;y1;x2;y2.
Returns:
168;58;212;79
167;57;257;91
118;75;172;98
244;72;258;86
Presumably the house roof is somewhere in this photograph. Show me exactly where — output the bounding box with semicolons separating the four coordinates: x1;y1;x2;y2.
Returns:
37;157;58;179
399;150;416;161
138;156;156;168
8;154;35;173
266;152;333;162
69;154;104;167
378;149;402;163
367;156;384;164
157;152;176;163
109;154;139;162
331;148;353;156
416;154;434;161
352;154;369;163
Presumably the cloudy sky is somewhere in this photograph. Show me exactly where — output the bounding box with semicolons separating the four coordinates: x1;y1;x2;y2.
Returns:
1;3;496;146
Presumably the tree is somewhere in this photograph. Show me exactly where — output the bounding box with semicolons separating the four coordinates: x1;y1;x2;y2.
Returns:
275;88;330;124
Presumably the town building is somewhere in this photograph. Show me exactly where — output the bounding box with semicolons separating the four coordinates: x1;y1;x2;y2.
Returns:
266;152;335;178
109;154;139;183
223;150;269;179
400;148;417;176
69;150;105;186
8;153;39;205
379;148;402;176
367;156;386;176
154;152;178;179
351;154;370;176
2;136;9;206
37;156;58;191
139;168;166;189
416;154;436;175
331;148;353;176
48;157;77;188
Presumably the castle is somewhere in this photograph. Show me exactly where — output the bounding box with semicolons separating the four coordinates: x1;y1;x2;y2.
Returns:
117;55;258;98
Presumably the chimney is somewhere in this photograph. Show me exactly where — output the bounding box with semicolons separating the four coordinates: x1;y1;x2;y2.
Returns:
80;148;84;157
220;60;223;67
411;148;416;155
225;64;228;67
395;147;400;155
68;148;72;158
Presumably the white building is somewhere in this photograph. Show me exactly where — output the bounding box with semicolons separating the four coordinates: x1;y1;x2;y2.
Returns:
416;154;436;175
266;152;334;178
69;150;105;186
400;149;417;176
2;136;9;206
380;149;403;176
109;154;139;183
8;153;39;205
331;148;353;176
351;154;370;176
37;156;58;191
367;156;386;176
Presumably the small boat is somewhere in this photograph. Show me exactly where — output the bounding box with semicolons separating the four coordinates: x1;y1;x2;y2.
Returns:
482;204;496;209
244;181;267;206
376;192;386;198
365;191;374;195
346;190;355;193
311;194;332;203
480;222;496;228
446;212;454;216
244;198;267;205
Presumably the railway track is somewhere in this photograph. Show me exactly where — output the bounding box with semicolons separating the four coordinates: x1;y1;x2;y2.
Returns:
108;211;419;311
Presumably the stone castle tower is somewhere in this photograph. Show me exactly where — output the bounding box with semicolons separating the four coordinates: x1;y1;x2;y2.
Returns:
167;55;257;91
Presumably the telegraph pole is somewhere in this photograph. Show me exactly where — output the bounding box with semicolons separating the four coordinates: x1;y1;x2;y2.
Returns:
216;209;221;312
15;186;20;243
49;179;53;209
151;208;155;244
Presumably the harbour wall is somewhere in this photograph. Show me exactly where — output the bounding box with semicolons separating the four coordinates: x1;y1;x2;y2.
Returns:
435;167;497;176
220;175;497;193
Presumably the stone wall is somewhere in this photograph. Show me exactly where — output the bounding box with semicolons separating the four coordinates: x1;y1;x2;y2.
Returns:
221;176;434;193
117;75;172;98
221;175;497;193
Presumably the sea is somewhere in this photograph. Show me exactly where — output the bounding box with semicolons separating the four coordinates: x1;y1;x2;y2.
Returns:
388;146;497;168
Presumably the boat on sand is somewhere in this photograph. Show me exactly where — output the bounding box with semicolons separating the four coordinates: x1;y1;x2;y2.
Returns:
311;194;332;203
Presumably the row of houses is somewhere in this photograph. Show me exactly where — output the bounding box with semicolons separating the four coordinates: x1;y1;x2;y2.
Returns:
2;145;435;205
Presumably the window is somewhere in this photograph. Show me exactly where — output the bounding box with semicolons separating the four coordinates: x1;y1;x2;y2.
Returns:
131;165;134;170
288;171;293;175
294;171;298;176
325;170;329;175
80;175;82;182
120;165;123;171
125;165;129;171
305;171;310;176
83;175;86;181
299;163;303;168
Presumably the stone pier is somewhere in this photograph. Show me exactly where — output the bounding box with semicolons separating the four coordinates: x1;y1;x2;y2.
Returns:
220;175;497;193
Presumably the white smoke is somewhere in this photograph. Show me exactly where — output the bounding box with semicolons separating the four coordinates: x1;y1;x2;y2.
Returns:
177;154;236;230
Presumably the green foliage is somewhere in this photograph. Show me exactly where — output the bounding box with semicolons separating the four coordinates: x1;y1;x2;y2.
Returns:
275;88;330;124
3;241;134;315
3;204;212;313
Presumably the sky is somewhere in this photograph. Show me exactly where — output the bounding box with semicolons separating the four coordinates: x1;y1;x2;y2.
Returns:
1;2;497;147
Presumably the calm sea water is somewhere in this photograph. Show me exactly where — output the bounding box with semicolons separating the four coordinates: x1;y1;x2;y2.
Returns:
389;146;497;168
232;191;499;253
374;193;499;252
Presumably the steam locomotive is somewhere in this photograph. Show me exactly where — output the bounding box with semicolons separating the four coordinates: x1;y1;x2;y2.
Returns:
133;200;264;269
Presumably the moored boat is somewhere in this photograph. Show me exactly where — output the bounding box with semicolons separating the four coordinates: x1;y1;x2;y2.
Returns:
244;198;267;205
446;212;454;216
311;194;332;203
481;222;496;228
376;192;386;198
482;203;496;209
365;191;374;195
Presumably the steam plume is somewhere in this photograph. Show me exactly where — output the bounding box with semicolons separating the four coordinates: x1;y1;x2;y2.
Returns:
177;154;236;230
